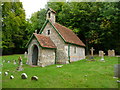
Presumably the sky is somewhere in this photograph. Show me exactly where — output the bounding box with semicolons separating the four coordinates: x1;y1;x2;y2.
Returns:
20;0;48;18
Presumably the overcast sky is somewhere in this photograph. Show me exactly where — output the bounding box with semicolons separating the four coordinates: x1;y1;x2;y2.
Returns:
20;0;48;18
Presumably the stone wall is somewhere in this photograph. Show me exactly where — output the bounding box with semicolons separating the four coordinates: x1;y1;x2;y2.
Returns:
28;38;41;65
69;44;85;62
41;23;68;64
40;49;55;66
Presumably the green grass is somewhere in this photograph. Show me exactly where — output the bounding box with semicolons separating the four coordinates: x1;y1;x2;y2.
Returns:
1;54;120;88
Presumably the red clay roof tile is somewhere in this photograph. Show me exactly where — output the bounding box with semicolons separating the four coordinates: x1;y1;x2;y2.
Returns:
33;33;56;49
53;23;85;46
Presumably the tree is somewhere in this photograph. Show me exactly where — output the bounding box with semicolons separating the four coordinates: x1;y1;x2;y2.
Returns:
2;1;28;54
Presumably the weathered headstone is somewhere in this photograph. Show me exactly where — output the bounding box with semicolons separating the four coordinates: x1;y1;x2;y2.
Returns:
100;51;105;61
18;56;22;65
7;61;10;63
112;50;115;56
26;60;28;64
4;72;8;76
99;50;103;57
90;47;95;57
21;73;27;79
24;51;28;58
13;60;17;64
31;76;38;81
10;75;14;79
108;50;115;56
114;64;120;78
3;60;5;63
16;60;23;71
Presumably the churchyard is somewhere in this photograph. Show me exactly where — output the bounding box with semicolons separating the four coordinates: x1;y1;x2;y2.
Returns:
1;54;120;88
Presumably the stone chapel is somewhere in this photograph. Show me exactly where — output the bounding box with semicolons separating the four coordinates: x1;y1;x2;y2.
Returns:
26;8;86;67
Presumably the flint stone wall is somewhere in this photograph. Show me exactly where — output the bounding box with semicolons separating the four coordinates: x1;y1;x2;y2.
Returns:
69;44;85;62
41;23;68;64
40;49;55;66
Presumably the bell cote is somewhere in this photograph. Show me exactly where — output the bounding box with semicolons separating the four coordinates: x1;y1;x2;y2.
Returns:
46;8;56;23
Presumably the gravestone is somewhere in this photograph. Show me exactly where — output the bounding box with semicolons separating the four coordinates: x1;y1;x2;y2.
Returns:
114;64;120;78
89;47;95;61
4;72;8;76
108;50;115;56
21;73;27;79
3;60;5;63
99;50;103;57
31;76;38;81
26;60;28;64
18;56;22;65
100;51;105;61
90;47;95;57
16;60;23;71
24;51;28;58
13;60;17;64
10;75;14;79
7;61;10;63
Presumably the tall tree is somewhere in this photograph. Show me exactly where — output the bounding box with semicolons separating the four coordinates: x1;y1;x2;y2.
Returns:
2;1;28;54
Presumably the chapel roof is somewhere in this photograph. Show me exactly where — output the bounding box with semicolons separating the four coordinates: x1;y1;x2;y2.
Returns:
33;33;56;49
52;22;85;47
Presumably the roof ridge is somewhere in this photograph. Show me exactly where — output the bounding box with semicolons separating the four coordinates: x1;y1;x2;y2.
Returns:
55;22;73;32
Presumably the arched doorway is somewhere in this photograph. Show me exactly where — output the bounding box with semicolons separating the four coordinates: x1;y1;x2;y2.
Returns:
32;45;38;65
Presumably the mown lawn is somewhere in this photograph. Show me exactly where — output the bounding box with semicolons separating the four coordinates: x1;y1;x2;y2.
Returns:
1;54;120;88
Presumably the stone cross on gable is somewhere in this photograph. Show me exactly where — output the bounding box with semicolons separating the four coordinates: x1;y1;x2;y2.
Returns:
90;47;95;56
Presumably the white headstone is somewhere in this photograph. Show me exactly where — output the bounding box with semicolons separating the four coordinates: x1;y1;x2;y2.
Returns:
3;60;5;63
31;76;38;81
4;72;8;76
10;75;14;79
99;50;103;57
13;60;17;64
24;51;27;58
100;51;105;61
21;73;27;79
8;61;10;63
0;72;2;75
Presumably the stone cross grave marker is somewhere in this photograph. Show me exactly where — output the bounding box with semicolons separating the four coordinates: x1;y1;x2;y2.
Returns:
89;47;95;60
90;47;95;57
100;51;105;61
17;56;23;71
